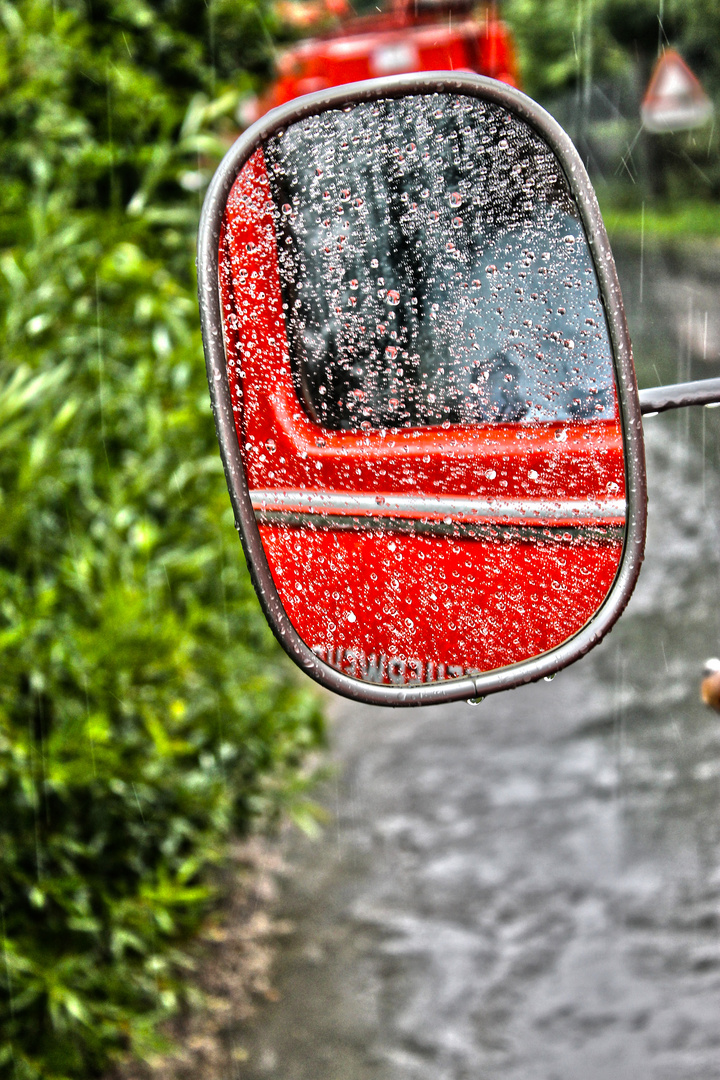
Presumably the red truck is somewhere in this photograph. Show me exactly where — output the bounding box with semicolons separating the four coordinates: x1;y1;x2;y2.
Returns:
244;0;519;123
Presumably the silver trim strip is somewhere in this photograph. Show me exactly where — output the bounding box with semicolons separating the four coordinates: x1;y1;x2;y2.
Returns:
255;509;625;543
250;489;627;523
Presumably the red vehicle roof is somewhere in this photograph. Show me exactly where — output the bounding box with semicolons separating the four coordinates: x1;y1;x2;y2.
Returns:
249;0;518;121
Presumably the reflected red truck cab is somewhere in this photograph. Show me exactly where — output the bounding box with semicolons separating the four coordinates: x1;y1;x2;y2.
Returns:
219;152;626;686
249;0;519;122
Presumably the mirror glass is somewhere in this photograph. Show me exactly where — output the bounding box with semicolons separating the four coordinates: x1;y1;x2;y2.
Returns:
219;92;626;686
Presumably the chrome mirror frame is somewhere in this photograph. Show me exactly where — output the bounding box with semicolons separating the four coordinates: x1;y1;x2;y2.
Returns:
197;71;647;706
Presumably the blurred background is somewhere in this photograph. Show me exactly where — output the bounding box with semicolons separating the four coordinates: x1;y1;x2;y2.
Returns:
2;1;720;1078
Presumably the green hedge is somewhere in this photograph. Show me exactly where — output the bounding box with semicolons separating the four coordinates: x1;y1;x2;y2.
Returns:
0;2;323;1077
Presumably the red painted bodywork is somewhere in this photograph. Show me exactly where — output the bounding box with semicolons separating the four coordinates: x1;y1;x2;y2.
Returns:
250;0;519;123
220;149;626;684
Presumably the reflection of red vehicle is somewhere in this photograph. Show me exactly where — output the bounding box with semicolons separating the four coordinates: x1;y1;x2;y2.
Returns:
219;151;626;684
246;0;519;124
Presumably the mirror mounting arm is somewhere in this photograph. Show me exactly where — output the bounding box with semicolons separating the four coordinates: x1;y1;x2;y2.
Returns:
639;377;720;416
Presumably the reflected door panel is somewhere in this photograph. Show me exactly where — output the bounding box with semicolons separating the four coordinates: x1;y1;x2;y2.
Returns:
260;526;624;681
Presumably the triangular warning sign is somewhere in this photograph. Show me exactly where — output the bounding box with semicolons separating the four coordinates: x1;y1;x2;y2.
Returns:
642;49;714;133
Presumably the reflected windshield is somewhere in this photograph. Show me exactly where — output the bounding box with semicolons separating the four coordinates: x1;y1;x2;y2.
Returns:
266;94;616;431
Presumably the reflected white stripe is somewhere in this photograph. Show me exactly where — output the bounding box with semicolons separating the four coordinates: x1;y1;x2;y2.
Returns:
250;489;626;522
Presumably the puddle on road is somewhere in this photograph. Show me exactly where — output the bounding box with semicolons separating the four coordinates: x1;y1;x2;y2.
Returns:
236;248;720;1080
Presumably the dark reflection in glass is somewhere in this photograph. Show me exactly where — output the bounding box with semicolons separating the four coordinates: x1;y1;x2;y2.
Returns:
265;94;615;431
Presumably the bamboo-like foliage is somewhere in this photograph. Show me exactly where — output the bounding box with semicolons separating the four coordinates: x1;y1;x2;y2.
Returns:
0;2;323;1076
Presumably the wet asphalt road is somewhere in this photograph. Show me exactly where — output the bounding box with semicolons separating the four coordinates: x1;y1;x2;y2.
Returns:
238;243;720;1079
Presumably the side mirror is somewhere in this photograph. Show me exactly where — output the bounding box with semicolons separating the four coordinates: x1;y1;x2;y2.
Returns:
198;73;649;705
